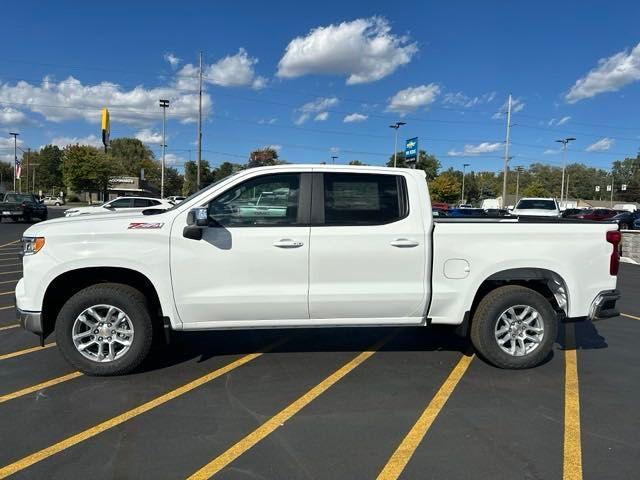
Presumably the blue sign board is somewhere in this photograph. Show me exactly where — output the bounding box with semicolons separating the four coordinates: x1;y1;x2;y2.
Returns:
405;137;418;162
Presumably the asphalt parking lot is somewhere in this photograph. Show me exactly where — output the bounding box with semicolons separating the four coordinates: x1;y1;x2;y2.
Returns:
0;211;639;479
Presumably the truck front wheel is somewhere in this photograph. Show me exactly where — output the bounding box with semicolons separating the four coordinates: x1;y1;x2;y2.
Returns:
470;285;558;369
56;283;153;376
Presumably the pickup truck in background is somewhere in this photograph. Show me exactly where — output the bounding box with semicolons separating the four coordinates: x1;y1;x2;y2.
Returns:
16;165;621;375
1;192;48;222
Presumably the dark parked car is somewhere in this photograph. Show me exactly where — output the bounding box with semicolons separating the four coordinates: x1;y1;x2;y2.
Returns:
484;208;511;216
432;208;448;217
611;210;640;230
572;208;618;221
1;192;48;222
448;208;487;217
562;208;589;218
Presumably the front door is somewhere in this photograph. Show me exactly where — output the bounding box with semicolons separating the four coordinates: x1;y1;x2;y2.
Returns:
170;171;311;326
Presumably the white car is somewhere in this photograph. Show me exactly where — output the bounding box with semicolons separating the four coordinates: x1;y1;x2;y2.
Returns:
43;196;65;206
511;197;560;217
17;165;619;375
64;196;171;217
166;196;186;204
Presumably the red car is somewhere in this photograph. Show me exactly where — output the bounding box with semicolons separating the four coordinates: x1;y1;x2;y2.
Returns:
572;208;619;221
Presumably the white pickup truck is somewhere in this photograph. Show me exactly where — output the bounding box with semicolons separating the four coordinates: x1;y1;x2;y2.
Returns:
16;165;621;375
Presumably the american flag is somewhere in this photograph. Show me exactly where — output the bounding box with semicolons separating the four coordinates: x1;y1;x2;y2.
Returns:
15;157;21;179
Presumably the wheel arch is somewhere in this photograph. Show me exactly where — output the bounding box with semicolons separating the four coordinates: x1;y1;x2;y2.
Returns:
41;267;164;338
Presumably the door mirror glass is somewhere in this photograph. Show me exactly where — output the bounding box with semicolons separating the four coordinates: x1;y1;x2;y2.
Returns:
187;207;209;227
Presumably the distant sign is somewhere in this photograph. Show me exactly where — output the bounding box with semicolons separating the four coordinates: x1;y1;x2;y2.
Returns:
405;137;418;162
622;184;627;191
595;186;600;192
606;185;612;192
101;108;110;152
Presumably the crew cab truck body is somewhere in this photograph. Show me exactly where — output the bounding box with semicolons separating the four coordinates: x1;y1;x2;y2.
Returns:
16;165;621;375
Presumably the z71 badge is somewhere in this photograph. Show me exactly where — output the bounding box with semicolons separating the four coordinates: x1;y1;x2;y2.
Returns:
128;222;164;229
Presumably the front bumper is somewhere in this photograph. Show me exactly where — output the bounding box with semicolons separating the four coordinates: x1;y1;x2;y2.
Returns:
588;289;620;321
17;307;43;334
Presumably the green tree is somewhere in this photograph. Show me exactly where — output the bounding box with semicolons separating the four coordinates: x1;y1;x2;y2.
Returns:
35;145;64;193
213;161;244;181
247;148;283;168
108;138;159;184
164;167;183;197
348;160;366;166
429;173;461;203
62;145;123;201
387;150;440;180
0;161;12;191
182;160;214;196
521;181;550;198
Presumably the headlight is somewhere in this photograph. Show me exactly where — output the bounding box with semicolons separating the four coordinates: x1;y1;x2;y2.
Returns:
22;237;45;256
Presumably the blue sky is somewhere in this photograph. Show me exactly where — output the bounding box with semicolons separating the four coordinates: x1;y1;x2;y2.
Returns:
1;0;640;173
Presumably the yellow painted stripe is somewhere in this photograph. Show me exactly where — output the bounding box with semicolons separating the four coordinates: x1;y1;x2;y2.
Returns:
0;343;56;361
0;291;15;296
0;271;21;276
0;305;16;311
0;340;286;479
376;354;474;480
187;332;396;480
0;324;19;332
563;325;582;480
0;372;83;404
0;263;21;268
0;279;18;285
621;312;640;321
0;240;19;249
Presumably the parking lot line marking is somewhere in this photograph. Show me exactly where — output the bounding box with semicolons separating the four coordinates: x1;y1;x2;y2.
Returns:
376;353;474;480
563;324;582;480
0;279;18;285
0;324;19;331
0;271;21;276
0;372;83;404
0;339;286;479
0;305;16;311
0;240;19;249
0;343;56;361
621;312;640;321
0;291;15;296
186;332;396;480
0;263;21;268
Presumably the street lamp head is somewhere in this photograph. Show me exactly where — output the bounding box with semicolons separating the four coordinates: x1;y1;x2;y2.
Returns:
463;163;470;168
159;99;170;107
9;132;19;136
567;137;576;142
389;121;406;129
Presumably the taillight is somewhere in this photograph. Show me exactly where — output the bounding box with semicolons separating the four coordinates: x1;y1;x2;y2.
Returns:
606;230;621;275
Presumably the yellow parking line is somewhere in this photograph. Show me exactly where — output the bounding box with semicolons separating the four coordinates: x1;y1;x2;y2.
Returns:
186;332;396;480
563;324;582;480
621;312;640;321
0;305;16;310
0;279;18;285
0;372;83;404
376;354;474;480
0;343;56;361
0;324;19;331
0;263;21;268
0;339;287;479
0;240;19;249
0;271;21;276
0;291;15;296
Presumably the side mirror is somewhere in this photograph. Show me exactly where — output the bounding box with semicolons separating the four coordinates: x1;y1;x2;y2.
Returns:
103;204;113;209
186;207;209;227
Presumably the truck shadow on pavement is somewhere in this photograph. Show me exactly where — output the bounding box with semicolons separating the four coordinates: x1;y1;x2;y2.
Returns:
557;319;608;351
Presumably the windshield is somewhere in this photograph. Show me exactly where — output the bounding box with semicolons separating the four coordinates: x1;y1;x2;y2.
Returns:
516;199;556;210
4;194;36;203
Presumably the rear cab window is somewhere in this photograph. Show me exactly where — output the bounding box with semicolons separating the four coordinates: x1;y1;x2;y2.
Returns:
516;199;557;210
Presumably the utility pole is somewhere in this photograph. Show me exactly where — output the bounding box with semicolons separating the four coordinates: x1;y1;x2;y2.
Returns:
555;137;576;208
610;172;614;207
501;94;512;207
515;166;523;205
197;51;203;190
389;122;406;167
461;163;470;205
25;148;30;192
331;155;338;164
159;99;170;199
9;132;18;192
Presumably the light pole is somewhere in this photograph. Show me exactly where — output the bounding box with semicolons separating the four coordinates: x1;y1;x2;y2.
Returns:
555;137;576;208
159;99;170;198
331;155;338;164
9;132;19;192
515;166;523;204
389;122;406;167
461;163;470;205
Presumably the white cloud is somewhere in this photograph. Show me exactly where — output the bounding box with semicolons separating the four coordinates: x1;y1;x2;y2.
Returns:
0;76;212;126
548;116;571;126
295;97;338;124
135;128;163;144
585;137;614;152
277;17;417;85
0;107;28;125
50;134;103;148
492;97;525;119
443;91;496;108
164;153;183;166
543;148;560;155
343;113;368;123
258;117;277;125
447;142;503;157
566;43;640;103
201;48;266;89
163;53;181;69
386;84;440;115
0;136;24;162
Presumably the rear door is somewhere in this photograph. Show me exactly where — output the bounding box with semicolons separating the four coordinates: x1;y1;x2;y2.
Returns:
308;171;428;322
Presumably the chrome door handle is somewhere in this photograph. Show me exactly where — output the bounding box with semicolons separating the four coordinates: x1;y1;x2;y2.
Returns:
390;238;420;248
273;239;304;248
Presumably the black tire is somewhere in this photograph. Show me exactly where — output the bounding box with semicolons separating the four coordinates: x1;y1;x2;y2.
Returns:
55;202;61;206
620;223;630;230
56;283;153;376
470;285;558;369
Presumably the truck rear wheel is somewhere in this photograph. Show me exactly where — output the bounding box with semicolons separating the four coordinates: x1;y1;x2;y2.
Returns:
470;285;557;369
56;283;153;376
